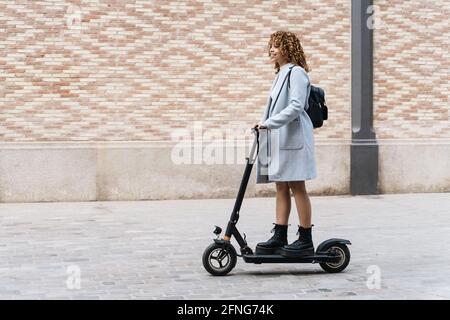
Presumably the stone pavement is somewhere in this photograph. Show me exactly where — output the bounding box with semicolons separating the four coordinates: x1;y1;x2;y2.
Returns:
0;192;450;300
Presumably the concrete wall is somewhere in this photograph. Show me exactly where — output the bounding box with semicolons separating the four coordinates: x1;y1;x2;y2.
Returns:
1;140;449;203
378;140;450;193
0;140;348;202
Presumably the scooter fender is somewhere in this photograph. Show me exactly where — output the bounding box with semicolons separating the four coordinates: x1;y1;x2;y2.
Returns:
213;239;237;255
316;238;352;253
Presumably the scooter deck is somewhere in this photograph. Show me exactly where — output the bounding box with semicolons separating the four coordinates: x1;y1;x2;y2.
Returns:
242;252;339;264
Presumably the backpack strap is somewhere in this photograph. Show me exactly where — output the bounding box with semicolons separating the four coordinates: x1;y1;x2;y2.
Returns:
287;65;312;112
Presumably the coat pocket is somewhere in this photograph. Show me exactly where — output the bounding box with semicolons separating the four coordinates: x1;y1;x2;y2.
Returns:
279;118;304;150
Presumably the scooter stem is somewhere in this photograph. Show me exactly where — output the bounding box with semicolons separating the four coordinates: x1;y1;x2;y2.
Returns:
224;127;260;241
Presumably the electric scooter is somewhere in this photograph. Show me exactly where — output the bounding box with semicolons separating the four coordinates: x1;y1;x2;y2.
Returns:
202;126;351;276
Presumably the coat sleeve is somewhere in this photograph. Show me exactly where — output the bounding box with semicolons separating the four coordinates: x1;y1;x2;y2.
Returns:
262;67;310;129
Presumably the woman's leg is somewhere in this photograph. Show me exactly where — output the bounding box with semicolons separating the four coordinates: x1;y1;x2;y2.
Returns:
275;182;291;225
255;182;291;254
287;180;312;227
280;180;314;257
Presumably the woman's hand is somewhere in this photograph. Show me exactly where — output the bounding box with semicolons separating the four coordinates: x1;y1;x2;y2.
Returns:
254;122;267;130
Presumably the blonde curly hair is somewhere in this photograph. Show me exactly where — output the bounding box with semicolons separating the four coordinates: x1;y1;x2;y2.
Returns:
268;30;310;74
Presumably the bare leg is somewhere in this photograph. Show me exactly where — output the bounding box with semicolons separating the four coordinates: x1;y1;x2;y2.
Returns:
275;182;291;225
288;181;312;227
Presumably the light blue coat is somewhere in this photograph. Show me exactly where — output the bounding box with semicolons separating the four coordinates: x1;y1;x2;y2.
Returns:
256;63;317;183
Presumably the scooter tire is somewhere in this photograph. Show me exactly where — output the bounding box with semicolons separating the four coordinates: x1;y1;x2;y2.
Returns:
202;243;237;276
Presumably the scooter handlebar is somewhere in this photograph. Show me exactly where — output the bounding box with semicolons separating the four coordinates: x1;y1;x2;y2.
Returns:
251;125;267;135
248;126;260;163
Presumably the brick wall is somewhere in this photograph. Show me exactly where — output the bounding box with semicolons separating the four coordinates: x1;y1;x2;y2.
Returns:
1;1;450;202
1;0;351;142
373;0;450;139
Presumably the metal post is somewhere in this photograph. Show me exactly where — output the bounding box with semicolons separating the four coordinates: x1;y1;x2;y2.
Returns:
351;0;379;195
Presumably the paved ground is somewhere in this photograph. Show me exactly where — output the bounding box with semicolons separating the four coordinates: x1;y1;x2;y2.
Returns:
1;192;450;300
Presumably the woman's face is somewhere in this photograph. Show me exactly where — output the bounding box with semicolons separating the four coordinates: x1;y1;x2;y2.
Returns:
269;45;287;65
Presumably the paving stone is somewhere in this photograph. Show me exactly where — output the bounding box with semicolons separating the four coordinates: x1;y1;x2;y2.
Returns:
0;193;449;299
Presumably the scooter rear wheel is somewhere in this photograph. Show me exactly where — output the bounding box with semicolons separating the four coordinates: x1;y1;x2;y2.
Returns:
202;243;237;276
319;244;351;273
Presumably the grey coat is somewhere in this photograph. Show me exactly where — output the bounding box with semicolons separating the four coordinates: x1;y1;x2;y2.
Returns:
256;63;317;183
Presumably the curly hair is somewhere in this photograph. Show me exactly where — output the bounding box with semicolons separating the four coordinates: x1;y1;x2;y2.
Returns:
268;30;310;74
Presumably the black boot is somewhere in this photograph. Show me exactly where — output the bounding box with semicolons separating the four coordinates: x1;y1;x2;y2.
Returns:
280;225;315;257
255;224;288;255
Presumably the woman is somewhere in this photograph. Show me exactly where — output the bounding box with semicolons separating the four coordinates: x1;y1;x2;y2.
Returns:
254;30;317;258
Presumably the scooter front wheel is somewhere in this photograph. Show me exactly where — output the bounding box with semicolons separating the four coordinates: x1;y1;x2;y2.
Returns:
202;243;237;276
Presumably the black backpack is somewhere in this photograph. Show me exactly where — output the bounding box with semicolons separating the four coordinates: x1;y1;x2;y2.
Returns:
287;66;328;129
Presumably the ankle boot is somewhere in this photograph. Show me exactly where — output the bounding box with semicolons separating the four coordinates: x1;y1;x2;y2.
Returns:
280;225;315;257
255;224;288;255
